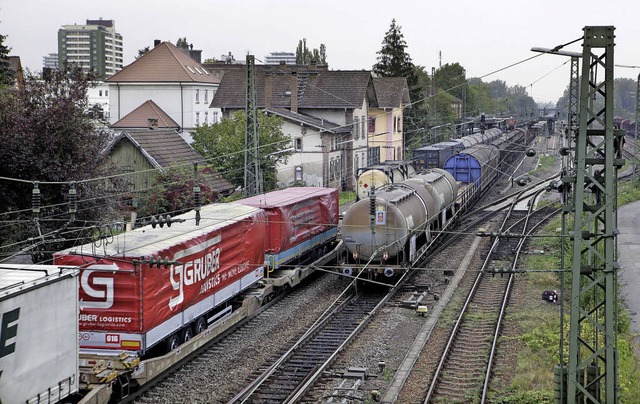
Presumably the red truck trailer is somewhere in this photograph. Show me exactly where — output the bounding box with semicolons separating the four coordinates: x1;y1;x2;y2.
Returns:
53;203;267;354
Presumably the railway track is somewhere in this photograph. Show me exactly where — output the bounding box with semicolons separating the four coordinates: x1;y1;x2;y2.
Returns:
424;190;557;403
230;291;386;403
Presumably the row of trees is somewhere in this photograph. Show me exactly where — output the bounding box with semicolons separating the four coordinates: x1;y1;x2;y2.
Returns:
372;19;539;149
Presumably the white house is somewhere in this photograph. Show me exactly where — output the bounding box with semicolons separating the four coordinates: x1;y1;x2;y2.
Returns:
106;41;221;142
87;81;110;119
212;67;376;190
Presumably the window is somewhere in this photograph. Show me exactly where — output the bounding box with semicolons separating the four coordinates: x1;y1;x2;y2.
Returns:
204;90;209;103
354;156;359;175
295;166;303;181
361;116;366;139
196;89;200;103
213;112;219;123
205;111;209;124
295;138;302;151
354;117;359;140
99;90;102;96
105;90;108;96
195;112;200;125
368;116;376;133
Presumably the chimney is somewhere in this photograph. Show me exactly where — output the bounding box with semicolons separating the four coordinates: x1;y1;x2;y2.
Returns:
290;72;298;113
148;118;158;129
154;39;161;47
264;73;272;109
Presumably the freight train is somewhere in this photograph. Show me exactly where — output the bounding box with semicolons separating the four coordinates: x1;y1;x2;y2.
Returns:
355;160;416;201
0;187;341;404
338;128;530;281
357;128;506;201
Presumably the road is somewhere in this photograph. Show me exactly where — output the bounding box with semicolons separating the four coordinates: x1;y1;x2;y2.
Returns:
618;201;640;355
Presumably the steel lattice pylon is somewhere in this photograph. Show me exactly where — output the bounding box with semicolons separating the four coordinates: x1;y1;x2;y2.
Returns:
244;55;262;197
565;26;623;403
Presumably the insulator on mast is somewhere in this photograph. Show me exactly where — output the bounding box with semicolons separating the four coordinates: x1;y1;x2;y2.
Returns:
193;163;201;225
32;182;41;216
68;182;77;220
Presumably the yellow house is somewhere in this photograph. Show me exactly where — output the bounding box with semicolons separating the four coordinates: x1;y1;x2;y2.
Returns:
368;77;410;163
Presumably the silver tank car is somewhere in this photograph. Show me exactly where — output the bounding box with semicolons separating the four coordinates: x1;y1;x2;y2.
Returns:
403;168;458;225
341;169;458;263
342;184;426;261
356;162;416;201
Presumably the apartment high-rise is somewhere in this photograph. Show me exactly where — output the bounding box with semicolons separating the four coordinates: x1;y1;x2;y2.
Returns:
42;53;59;70
58;18;123;78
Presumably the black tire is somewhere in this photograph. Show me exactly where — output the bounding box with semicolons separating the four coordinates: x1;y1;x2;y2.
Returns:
181;326;193;343
166;334;180;352
194;317;207;335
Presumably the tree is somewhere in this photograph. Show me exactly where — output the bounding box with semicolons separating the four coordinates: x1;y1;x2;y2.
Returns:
296;39;327;64
176;37;189;49
0;33;13;88
136;165;222;218
191;111;292;191
136;46;150;59
0;65;123;260
434;63;467;102
373;19;418;91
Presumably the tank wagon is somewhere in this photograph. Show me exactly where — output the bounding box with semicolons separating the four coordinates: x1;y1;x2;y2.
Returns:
356;160;416;201
339;128;533;283
458;127;503;148
51;187;339;401
358;129;504;197
340;168;458;280
0;265;79;404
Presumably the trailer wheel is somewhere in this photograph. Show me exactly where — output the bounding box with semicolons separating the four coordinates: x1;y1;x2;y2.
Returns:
181;326;193;343
195;317;207;335
166;334;180;352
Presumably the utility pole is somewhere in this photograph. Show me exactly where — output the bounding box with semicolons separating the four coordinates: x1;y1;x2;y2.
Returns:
564;26;621;403
244;54;261;196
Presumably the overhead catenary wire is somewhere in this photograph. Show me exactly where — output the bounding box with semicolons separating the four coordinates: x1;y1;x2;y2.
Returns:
1;37;580;256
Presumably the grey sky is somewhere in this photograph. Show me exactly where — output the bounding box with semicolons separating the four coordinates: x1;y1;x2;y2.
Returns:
2;0;639;104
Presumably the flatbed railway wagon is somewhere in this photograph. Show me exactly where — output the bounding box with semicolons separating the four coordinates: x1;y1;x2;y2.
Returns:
0;264;79;404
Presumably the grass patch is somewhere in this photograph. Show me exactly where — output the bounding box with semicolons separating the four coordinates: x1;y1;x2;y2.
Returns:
490;179;640;401
339;191;356;207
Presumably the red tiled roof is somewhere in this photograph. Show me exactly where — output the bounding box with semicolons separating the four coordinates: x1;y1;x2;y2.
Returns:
111;100;179;129
212;69;374;109
106;42;219;84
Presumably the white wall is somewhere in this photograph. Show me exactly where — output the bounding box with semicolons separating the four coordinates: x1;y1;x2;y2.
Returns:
87;81;110;119
276;121;325;187
108;82;220;131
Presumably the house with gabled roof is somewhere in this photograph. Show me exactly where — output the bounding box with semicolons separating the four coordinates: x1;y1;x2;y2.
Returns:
106;41;220;142
106;128;234;195
212;66;377;189
369;77;411;163
111;100;180;130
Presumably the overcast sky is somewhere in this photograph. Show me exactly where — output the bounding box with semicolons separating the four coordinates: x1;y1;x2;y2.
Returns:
2;0;639;104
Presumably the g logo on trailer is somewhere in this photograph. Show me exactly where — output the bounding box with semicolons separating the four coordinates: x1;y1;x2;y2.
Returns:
80;264;118;310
